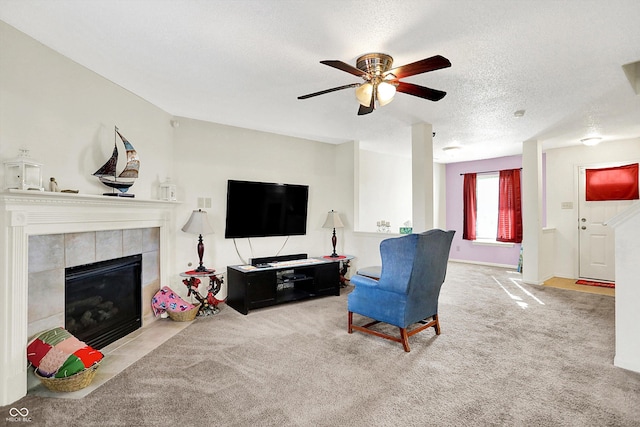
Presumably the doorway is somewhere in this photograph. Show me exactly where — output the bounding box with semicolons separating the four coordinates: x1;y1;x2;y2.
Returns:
578;166;635;282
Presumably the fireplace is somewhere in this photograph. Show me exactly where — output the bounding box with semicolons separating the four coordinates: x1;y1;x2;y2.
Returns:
66;254;142;349
0;190;177;406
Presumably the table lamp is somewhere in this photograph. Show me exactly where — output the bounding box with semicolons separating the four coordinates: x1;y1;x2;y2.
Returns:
322;210;344;257
182;209;214;272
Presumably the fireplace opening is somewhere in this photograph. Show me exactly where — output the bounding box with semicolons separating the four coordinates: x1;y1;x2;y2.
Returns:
65;254;142;349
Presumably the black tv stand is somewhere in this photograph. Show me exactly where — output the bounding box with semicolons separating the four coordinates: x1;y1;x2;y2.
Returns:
227;257;340;315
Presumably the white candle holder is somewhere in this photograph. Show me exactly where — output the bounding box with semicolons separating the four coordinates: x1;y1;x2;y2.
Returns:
3;149;44;191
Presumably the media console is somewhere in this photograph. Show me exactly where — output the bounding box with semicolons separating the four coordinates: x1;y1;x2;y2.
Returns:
226;254;341;315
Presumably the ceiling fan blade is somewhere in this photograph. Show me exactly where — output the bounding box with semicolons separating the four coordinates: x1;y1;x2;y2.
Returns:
396;81;447;101
357;94;375;115
385;55;451;79
298;83;359;99
320;60;369;78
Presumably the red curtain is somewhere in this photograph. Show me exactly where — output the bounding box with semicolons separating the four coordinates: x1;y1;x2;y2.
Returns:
585;163;639;201
497;169;522;243
463;173;477;241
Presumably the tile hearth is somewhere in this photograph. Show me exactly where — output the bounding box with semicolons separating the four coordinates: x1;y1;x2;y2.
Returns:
28;319;190;399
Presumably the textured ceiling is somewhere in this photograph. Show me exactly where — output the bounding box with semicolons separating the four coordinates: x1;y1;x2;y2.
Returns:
1;0;639;162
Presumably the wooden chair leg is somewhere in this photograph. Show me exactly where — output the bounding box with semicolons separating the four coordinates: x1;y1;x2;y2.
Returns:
350;313;442;352
399;328;410;352
433;314;441;335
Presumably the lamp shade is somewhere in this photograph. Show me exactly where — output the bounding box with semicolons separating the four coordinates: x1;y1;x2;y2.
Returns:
182;209;214;235
355;83;373;106
322;210;344;229
377;81;396;106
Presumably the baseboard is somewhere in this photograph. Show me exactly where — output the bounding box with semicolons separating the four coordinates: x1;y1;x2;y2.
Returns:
449;259;518;270
614;354;640;374
522;278;549;286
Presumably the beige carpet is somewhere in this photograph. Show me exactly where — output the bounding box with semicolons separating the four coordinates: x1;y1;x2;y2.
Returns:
3;262;639;426
544;277;615;297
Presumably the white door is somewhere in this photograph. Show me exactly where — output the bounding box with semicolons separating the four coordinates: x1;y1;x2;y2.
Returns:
578;167;633;282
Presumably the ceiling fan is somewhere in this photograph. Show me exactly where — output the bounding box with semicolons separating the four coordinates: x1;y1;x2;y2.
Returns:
298;53;451;115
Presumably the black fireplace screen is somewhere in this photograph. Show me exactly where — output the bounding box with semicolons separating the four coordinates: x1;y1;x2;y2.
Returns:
65;254;142;349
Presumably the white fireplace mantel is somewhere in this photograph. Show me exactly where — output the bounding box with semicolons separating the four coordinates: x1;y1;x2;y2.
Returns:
0;190;179;406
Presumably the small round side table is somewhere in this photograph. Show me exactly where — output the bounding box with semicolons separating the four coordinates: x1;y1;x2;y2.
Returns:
179;269;224;316
321;254;354;287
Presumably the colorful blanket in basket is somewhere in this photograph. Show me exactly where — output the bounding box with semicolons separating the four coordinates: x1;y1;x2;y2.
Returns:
151;286;195;316
27;327;103;378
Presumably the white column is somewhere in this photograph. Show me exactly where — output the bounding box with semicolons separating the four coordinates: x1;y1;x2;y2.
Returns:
433;163;447;229
608;203;640;373
352;141;361;232
411;123;434;232
522;139;544;285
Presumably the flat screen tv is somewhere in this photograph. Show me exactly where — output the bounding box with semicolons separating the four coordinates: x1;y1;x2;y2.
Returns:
224;180;309;239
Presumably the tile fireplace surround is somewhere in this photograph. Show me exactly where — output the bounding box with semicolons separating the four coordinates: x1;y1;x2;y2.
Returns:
0;190;178;406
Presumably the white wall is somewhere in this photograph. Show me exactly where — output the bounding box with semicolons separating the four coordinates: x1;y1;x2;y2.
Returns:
349;152;446;271
357;149;412;233
545;138;640;278
171;117;353;299
0;21;174;198
0;19;440;299
0;21;179;406
0;21;357;304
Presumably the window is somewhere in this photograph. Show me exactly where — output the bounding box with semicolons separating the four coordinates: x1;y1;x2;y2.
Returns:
475;173;499;240
463;169;522;243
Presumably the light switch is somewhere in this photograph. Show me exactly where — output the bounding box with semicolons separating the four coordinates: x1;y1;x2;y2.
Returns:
198;197;212;209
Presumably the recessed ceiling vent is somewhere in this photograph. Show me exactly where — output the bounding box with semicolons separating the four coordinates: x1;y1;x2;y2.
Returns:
622;60;640;95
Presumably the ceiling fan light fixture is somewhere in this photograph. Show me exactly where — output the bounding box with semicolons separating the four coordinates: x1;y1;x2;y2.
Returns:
299;52;451;115
356;53;394;75
377;81;396;106
355;83;373;106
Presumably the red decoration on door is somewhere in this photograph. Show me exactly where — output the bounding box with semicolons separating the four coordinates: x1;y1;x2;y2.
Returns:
585;164;639;201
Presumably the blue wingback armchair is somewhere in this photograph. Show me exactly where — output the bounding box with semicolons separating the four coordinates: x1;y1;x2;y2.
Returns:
348;229;455;352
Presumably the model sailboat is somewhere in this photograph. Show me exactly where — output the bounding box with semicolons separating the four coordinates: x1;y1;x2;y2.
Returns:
93;126;139;197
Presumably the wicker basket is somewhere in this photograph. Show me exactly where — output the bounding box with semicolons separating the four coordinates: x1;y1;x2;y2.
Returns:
167;303;200;322
35;362;100;392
